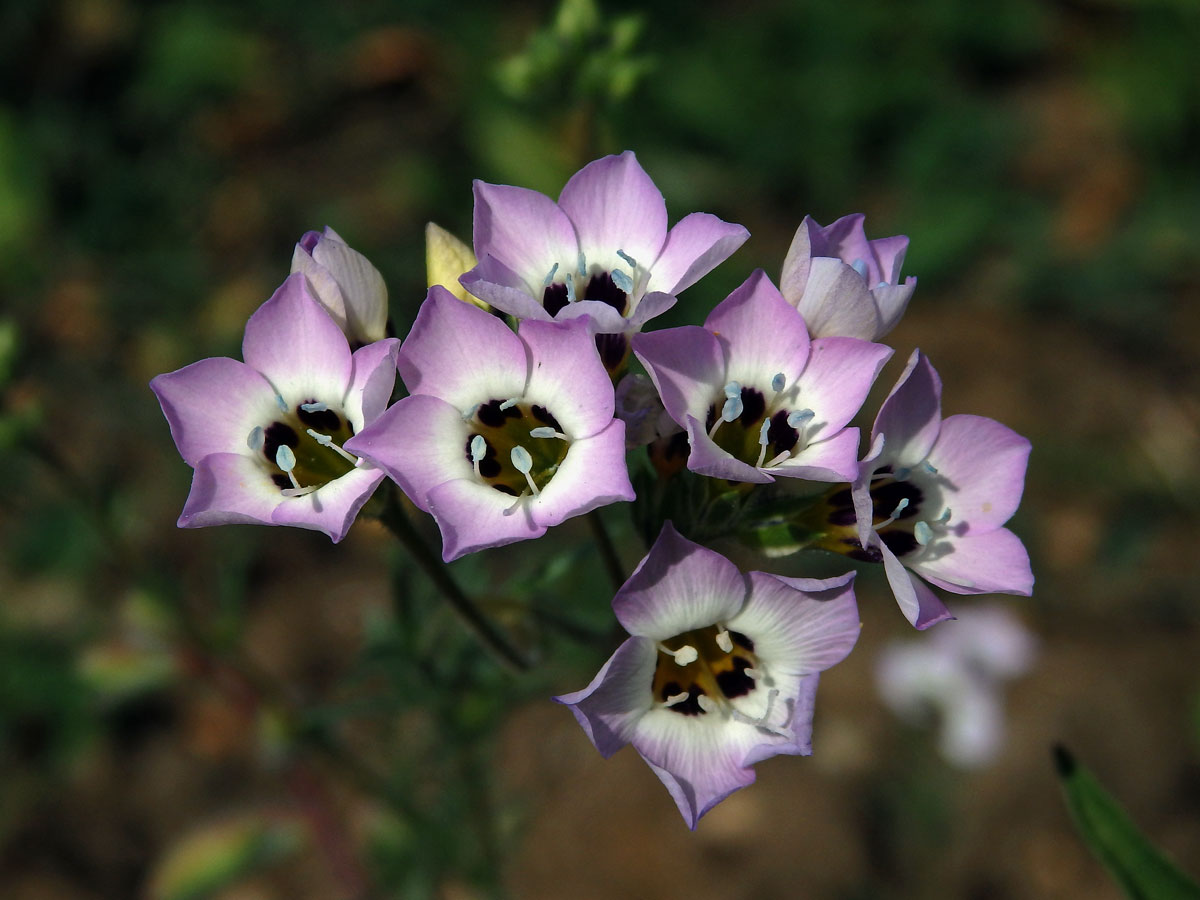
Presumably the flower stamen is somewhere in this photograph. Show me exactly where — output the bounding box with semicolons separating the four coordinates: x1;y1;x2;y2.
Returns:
510;445;540;496
529;426;569;441
470;434;487;479
306;428;359;465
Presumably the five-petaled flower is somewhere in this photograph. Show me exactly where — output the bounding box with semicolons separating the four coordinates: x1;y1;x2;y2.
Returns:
345;287;635;561
150;273;400;542
838;350;1033;628
557;522;861;829
460;150;749;370
780;213;915;342
634;269;892;484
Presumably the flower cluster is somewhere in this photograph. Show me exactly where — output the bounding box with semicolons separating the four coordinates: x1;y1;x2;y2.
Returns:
152;150;1033;828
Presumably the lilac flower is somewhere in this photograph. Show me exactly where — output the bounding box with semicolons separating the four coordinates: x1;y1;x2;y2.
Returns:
780;214;916;342
633;270;892;484
876;605;1036;767
291;226;389;346
614;373;679;449
459;151;749;363
846;350;1033;628
557;523;860;829
345;287;635;561
150;274;400;542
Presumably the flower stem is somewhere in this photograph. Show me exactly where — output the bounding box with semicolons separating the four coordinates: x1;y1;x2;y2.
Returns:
588;509;626;593
377;487;529;673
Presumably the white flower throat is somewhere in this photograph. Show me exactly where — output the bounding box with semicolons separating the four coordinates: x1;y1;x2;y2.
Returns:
249;399;360;496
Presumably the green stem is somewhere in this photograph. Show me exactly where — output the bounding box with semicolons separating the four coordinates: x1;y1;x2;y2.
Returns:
588;509;626;593
377;488;529;673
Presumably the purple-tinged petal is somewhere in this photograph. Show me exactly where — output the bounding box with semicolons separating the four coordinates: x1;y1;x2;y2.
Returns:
150;358;280;467
307;227;389;344
878;536;954;629
809;214;873;277
519;318;615;437
872;278;916;337
779;216;816;300
732;571;860;676
343;338;400;430
612;522;746;639
789;257;880;341
633;326;726;427
741;675;820;764
852;432;886;548
704;270;811;388
686;415;774;484
344;394;468;514
397;288;528;409
270;465;386;542
644;212;750;296
627;290;677;331
926;414;1031;533
291;242;348;336
872;350;943;469
426;477;546;561
554;636;657;758
549;298;629;335
558;151;668;268
242;273;353;404
471;181;579;291
912;527;1034;596
772;427;862;482
459;256;555;322
531;420;633;527
868;233;910;285
178;452;281;529
793;337;892;439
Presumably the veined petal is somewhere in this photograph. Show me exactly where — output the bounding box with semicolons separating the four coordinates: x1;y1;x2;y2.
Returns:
633;326;726;428
741;675;820;764
871;278;916;338
291;242;349;335
178;452;281;529
550;299;628;335
868;233;910;286
530;420;633;527
925;414;1031;533
912;527;1034;596
397;287;528;410
459;256;555;322
271;464;386;543
150;357;279;467
471;180;579;293
872;350;943;469
344;394;469;514
878;536;954;629
644;212;750;296
612;522;746;639
627;290;677;332
779;216;816;299
554;637;657;758
308;228;389;343
792;337;892;439
426;477;546;561
242;273;353;404
790;257;880;341
704;270;810;388
519;317;615;437
558;151;668;271
343;338;400;431
809;214;872;277
771;427;861;482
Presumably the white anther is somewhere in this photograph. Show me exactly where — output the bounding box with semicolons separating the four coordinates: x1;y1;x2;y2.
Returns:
766;450;792;467
461;403;479;422
922;460;939;475
470;434;487;462
755;420;771;467
275;445;297;472
565;277;577;303
787;408;815;428
851;258;868;278
511;445;540;496
543;262;559;286
771;372;786;393
499;398;519;411
914;521;933;546
610;269;633;294
721;395;743;422
716;630;733;653
723;381;742;399
306;428;358;464
616;249;638;270
530;426;568;440
247;425;264;452
662;692;690;708
658;642;698;666
874;497;911;530
696;694;717;714
300;401;328;413
743;667;761;680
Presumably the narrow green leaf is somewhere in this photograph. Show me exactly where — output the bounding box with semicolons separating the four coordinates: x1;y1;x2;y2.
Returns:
1054;744;1200;900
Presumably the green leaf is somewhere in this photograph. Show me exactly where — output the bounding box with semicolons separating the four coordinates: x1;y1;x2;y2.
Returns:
1054;744;1200;900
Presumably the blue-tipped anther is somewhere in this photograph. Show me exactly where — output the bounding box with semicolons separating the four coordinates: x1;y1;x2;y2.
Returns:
470;434;487;462
922;460;939;475
577;252;587;277
851;258;868;278
611;269;633;294
890;498;909;518
300;401;328;413
275;445;297;472
723;381;741;399
275;394;288;413
771;373;786;393
722;395;743;422
510;445;533;474
936;507;952;524
787;409;815;428
565;278;577;303
529;427;558;439
543;262;560;286
247;425;264;451
499;398;519;411
894;467;911;481
616;249;638;270
758;420;771;445
914;521;933;546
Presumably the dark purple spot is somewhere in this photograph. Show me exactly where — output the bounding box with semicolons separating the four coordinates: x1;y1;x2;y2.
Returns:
543;282;570;317
531;405;562;431
730;631;754;652
881;529;919;557
583;271;628;315
716;657;755;699
299;230;321;254
659;680;682;701
479;457;501;478
477;399;522;428
491;483;519;496
706;405;718;432
767;410;799;454
827;506;858;527
664;430;690;461
872;481;923;519
665;684;707;717
738;388;765;427
828;488;854;509
596;332;629;370
843;538;883;564
263;422;299;463
271;474;290;489
297;402;341;433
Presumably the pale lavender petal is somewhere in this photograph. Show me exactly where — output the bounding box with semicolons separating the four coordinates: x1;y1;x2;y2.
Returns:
686;415;774;484
871;278;916;337
741;675;820;763
771;427;862;482
790;257;880;341
344;394;468;514
150;358;280;467
792;336;892;439
472;180;579;290
633;326;726;427
558;151;668;268
291;242;348;336
343;338;400;430
704;270;811;388
926;414;1031;533
878;536;954;629
912;527;1034;596
426;477;545;561
612;522;746;639
644;212;750;296
810;214;872;276
554;637;657;758
271;465;386;543
459;255;555;321
242;273;353;404
779;217;815;301
853;432;886;547
627;290;677;331
519;317;615;437
550;299;628;334
868;233;910;285
309;230;389;343
731;571;861;676
397;287;528;409
531;420;633;527
178;452;281;529
872;350;943;469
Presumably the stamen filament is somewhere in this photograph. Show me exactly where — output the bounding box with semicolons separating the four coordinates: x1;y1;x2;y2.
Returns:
566;277;577;303
766;450;792;467
755;419;771;468
510;445;540;495
874;498;910;530
529;426;569;441
657;642;698;666
306;428;358;464
499;397;519;411
470;434;487;479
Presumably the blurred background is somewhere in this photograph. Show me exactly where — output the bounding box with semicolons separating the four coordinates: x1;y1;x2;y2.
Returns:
2;0;1199;897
